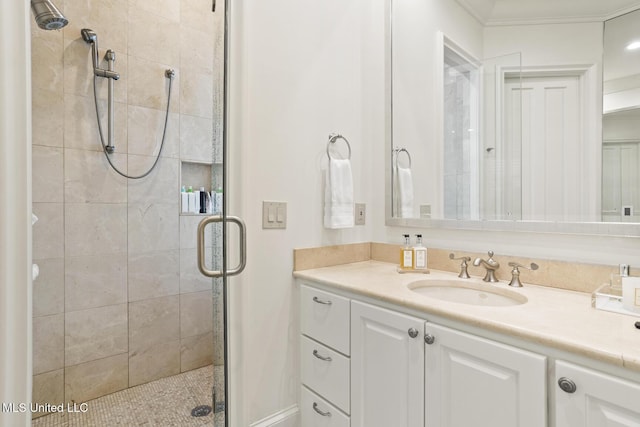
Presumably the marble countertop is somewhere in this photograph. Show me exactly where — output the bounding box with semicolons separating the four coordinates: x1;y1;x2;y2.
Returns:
294;260;640;373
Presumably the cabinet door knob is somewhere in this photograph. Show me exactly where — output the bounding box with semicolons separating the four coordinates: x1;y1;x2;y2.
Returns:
312;402;332;417
558;377;577;394
408;328;419;338
424;333;435;345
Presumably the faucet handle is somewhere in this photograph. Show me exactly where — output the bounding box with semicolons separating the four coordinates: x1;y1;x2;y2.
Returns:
507;262;539;287
449;253;471;279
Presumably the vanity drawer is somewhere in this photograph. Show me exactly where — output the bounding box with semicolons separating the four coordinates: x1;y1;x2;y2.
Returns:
301;285;350;355
302;386;350;427
301;335;350;414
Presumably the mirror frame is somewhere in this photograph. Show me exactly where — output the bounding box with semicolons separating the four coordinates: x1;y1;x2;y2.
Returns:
384;1;640;237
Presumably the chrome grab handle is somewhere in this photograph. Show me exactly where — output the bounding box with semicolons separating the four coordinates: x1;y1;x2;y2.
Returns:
197;215;247;278
312;402;331;417
312;296;332;305
312;350;332;362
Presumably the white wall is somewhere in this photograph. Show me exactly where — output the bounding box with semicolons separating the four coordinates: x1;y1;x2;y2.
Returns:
0;2;32;427
228;0;386;424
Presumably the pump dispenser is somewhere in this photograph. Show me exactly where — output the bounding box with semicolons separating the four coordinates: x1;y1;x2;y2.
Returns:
400;234;414;270
414;234;428;270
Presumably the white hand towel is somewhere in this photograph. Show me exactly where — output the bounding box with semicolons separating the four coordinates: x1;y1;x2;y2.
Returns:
396;166;414;218
324;158;354;228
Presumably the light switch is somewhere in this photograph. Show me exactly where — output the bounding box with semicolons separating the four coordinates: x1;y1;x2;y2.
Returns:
355;203;366;225
262;201;287;229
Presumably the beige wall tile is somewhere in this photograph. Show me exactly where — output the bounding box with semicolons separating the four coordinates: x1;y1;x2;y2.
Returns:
128;56;180;113
180;26;213;73
33;203;64;260
371;242;401;263
65;203;127;257
31;24;63;92
128;203;179;254
180;332;213;372
128;8;180;67
179;248;214;294
179;215;214;249
33;146;63;203
32;369;64;419
179;114;213;162
127;105;179;158
129;296;180;351
65;354;128;403
127;156;179;204
64;93;128;152
33;314;64;375
180;291;213;338
64;149;128;203
62;0;128;54
65;304;128;366
180;0;215;34
128;250;180;302
32;88;64;147
129;340;180;387
130;0;181;22
33;258;65;317
65;253;127;312
180;69;213;118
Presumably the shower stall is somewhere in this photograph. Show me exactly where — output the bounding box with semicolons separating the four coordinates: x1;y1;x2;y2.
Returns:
29;0;236;425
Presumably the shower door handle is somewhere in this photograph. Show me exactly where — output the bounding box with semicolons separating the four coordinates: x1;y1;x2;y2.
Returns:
197;215;247;278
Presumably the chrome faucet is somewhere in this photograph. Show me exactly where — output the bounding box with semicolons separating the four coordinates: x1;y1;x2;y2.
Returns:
449;253;471;278
473;251;500;282
507;262;539;287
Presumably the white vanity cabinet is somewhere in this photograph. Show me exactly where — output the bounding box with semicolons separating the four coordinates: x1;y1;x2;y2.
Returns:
555;360;640;426
350;301;424;427
300;285;351;426
424;323;547;427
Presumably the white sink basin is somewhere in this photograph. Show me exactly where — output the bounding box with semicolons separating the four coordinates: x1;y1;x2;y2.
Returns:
408;279;527;307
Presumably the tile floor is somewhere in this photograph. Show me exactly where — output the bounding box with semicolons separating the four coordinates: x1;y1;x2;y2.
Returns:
32;365;224;426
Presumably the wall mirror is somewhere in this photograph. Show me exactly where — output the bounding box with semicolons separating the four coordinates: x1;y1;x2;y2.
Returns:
387;0;640;235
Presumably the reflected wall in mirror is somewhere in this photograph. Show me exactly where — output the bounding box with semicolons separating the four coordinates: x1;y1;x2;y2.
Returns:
603;9;640;222
388;0;640;231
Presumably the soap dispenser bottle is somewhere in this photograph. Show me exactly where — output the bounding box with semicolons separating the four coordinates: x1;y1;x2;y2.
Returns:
400;234;414;270
414;234;428;270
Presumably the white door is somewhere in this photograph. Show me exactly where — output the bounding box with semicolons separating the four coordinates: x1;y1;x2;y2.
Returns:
351;301;424;427
505;75;583;222
425;323;546;427
602;143;640;222
555;361;640;426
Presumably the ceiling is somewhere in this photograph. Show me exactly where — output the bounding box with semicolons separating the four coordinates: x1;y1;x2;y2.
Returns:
458;0;640;25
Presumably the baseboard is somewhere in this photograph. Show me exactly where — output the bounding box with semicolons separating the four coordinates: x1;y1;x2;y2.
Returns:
249;404;299;427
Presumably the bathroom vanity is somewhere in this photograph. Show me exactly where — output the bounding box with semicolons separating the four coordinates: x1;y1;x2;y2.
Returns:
295;261;640;427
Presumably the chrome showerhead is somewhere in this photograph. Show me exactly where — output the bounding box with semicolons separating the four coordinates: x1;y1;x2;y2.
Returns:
31;0;68;31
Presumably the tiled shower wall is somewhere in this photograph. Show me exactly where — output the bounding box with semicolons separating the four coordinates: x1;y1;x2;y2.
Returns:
31;0;223;413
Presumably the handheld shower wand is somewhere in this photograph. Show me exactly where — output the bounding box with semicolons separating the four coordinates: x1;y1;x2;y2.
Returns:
81;29;120;80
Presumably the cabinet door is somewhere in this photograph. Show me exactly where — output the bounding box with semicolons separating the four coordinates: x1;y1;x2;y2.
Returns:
425;323;546;427
555;360;640;426
351;301;424;427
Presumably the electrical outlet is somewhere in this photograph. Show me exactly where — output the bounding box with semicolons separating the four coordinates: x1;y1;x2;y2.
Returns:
355;203;366;225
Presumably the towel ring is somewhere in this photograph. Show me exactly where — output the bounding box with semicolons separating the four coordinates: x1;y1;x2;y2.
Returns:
394;147;412;169
327;133;352;160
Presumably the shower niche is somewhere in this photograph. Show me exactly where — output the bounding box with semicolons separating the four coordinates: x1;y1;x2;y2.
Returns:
180;161;222;216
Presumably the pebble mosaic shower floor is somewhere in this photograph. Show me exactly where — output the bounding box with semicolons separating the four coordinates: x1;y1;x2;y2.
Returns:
32;365;224;426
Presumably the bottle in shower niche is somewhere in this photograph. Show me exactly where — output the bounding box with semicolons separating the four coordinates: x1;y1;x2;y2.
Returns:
214;187;223;214
181;185;189;213
199;187;207;214
399;234;414;270
414;234;428;271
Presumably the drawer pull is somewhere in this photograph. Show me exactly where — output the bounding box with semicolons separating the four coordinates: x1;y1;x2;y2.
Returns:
312;296;332;305
312;402;332;417
312;349;332;362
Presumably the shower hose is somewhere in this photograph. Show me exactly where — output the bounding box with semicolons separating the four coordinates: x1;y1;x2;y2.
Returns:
91;72;174;179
